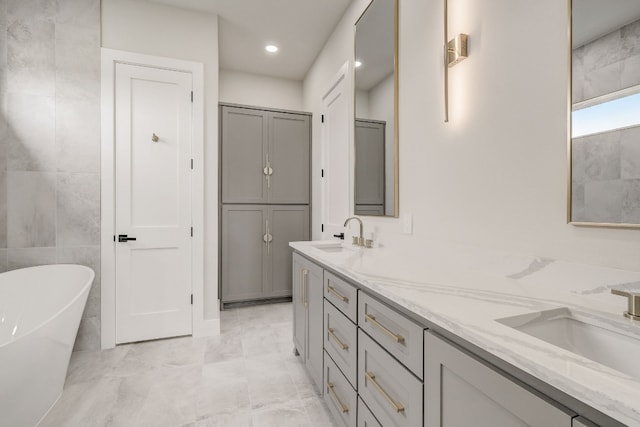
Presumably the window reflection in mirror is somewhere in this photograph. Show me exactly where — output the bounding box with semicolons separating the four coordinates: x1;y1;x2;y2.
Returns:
354;0;398;217
570;0;640;225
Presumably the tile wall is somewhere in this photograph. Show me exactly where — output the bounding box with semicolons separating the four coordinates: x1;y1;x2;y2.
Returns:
0;0;101;350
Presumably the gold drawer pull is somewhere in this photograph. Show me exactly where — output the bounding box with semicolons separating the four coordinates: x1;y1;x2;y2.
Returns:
327;382;349;413
365;314;405;343
327;327;349;350
327;284;349;303
365;371;405;413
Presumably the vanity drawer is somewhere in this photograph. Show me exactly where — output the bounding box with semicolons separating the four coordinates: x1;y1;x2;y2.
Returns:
324;350;357;427
358;330;423;427
324;300;358;388
358;397;382;427
325;271;358;322
358;292;424;378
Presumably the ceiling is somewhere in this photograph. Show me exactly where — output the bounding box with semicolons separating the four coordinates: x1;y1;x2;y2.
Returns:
573;0;640;48
147;0;353;80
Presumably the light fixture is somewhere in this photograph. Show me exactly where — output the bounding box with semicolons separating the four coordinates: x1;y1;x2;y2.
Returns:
443;0;469;123
354;60;362;68
265;44;278;53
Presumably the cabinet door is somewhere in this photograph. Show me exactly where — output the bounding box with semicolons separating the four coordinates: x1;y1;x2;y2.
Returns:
292;253;306;359
221;106;268;203
267;206;309;298
306;259;324;391
425;332;573;427
355;119;385;206
221;205;268;303
268;111;310;203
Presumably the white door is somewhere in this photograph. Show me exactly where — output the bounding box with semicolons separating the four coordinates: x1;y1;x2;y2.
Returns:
114;63;193;344
321;63;352;238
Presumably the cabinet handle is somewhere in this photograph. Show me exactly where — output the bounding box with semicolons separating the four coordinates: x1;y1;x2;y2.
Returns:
263;219;273;254
264;154;273;188
327;327;349;350
364;313;405;344
365;371;405;413
327;382;349;414
327;284;349;303
303;269;309;307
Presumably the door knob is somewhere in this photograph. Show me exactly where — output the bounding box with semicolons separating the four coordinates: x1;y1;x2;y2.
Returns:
118;234;137;242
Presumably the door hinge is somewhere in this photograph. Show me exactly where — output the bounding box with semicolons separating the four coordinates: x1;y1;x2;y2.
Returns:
321;114;324;123
321;169;324;178
321;224;324;232
190;226;193;237
113;235;115;242
191;159;194;170
191;294;193;305
191;91;193;102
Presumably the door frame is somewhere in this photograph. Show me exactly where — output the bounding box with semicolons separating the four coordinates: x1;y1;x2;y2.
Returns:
100;48;206;349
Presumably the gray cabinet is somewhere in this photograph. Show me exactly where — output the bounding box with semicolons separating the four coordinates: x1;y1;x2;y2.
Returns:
222;205;308;303
424;332;574;427
292;253;324;391
221;105;310;204
355;119;385;215
325;350;358;427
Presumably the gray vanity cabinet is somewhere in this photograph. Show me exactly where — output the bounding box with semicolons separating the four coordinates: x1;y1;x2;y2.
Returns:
355;119;385;215
292;253;324;391
222;205;309;303
424;332;574;427
221;105;310;204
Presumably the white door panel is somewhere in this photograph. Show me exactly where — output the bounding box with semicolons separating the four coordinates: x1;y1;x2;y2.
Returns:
115;63;193;344
322;64;352;238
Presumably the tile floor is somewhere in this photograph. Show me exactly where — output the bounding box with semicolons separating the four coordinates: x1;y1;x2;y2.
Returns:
40;302;337;427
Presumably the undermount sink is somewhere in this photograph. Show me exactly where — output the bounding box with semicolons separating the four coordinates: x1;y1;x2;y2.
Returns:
311;242;352;253
497;308;640;380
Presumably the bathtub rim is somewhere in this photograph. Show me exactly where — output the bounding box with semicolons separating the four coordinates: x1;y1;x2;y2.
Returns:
0;264;95;349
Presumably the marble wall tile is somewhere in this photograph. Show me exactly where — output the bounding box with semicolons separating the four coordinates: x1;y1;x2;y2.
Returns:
56;173;100;247
581;131;621;181
6;0;55;24
6;92;55;171
571;138;586;183
583;61;622;101
583;180;623;223
55;23;99;102
0;248;7;272
621;19;640;55
6;19;55;97
622;179;640;224
7;246;56;269
56;97;100;173
73;315;100;352
620;54;640;90
0;171;6;247
55;0;100;29
572;48;585;104
620;126;640;179
7;171;56;247
581;27;625;71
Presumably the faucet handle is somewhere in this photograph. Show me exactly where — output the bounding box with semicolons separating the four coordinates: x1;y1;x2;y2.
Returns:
611;289;640;321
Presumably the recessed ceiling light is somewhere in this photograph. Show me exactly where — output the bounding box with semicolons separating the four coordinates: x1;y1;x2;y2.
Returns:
265;45;279;53
354;60;362;68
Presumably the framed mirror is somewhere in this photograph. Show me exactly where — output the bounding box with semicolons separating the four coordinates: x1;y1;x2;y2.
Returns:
570;0;640;227
354;0;398;217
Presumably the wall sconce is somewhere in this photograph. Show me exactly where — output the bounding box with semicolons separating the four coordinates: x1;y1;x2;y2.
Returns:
444;0;469;123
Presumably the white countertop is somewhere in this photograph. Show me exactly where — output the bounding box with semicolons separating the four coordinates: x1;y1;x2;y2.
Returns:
290;239;640;426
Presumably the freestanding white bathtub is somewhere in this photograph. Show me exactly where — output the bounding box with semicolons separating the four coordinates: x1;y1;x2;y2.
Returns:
0;264;94;427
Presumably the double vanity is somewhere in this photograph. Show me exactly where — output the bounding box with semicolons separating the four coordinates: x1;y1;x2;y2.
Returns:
290;240;640;427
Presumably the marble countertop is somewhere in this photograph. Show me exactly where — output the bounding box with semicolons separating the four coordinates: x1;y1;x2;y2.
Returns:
290;238;640;426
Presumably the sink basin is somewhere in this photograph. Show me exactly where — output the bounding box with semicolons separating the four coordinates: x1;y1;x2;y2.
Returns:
497;308;640;380
311;242;352;253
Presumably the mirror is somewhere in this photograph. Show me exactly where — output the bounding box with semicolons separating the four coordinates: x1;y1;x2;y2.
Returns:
570;0;640;226
354;0;398;217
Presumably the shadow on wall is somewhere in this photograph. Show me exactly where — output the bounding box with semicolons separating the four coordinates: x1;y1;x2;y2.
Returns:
0;0;102;351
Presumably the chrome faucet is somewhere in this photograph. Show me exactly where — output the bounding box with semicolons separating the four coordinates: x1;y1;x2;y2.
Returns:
344;216;364;247
611;289;640;321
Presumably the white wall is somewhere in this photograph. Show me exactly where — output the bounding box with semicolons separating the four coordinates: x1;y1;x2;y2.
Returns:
220;69;304;111
101;0;221;319
304;0;640;271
